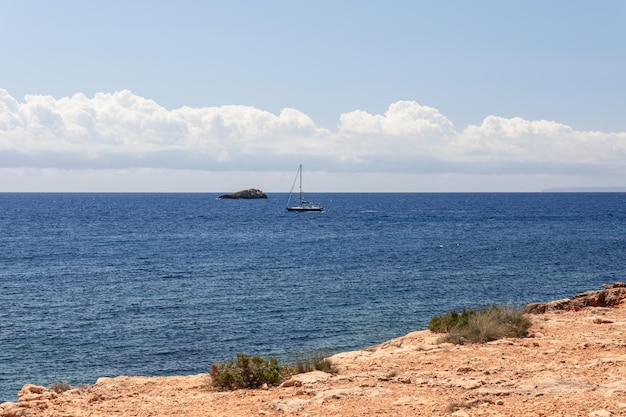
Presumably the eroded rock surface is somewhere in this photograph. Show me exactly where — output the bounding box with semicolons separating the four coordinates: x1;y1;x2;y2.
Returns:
523;281;626;313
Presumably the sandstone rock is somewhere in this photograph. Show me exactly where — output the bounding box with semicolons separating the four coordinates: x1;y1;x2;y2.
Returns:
588;410;612;417
524;282;626;313
279;379;303;388
455;378;484;390
0;402;33;417
15;385;57;403
290;370;332;384
522;302;545;314
18;385;46;397
313;387;392;403
270;398;309;412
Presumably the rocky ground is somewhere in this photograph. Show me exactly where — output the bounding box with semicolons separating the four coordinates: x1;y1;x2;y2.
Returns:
2;285;626;417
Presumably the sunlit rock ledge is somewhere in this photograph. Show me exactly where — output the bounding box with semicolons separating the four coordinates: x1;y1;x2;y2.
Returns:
523;281;626;313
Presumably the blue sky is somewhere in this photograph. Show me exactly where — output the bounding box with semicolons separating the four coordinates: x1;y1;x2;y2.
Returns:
0;1;625;192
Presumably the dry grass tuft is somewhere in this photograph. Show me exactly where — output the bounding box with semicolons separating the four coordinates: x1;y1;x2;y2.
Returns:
434;305;531;344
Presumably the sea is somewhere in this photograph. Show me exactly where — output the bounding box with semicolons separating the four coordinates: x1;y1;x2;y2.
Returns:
1;192;625;402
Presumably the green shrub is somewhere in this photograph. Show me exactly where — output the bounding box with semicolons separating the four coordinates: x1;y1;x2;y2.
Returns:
427;307;477;333
430;305;531;344
209;353;292;390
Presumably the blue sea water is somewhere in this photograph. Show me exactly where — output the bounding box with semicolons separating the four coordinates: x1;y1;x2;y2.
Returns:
1;192;626;401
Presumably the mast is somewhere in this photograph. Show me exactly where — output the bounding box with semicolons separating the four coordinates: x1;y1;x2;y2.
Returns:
298;164;303;206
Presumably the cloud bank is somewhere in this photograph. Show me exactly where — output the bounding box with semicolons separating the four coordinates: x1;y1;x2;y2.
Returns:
1;88;625;180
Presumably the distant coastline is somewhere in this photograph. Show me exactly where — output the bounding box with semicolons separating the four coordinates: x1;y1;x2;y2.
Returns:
542;187;626;192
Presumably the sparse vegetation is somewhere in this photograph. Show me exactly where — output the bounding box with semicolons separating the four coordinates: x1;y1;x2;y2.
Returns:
209;350;339;391
48;381;72;393
290;350;338;374
446;400;480;413
209;353;292;390
429;305;531;344
48;381;90;393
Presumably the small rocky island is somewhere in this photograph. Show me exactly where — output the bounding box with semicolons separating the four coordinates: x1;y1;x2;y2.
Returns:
217;188;268;200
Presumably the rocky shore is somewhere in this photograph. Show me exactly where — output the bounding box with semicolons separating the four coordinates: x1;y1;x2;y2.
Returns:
2;284;626;417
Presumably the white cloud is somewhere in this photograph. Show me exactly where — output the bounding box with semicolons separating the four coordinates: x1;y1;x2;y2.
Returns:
455;116;626;168
339;101;455;138
0;89;24;130
334;101;456;163
1;88;625;182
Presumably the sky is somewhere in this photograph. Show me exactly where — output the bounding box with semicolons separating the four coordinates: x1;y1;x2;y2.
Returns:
1;0;625;192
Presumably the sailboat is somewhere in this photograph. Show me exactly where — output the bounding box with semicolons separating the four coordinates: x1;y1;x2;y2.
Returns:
286;164;324;212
